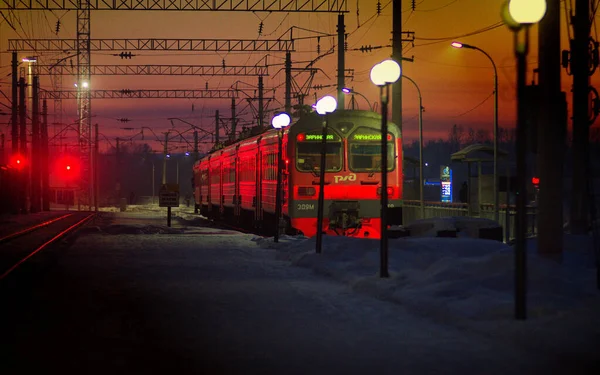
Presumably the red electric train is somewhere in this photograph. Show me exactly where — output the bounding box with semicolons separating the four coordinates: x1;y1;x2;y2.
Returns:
193;109;403;238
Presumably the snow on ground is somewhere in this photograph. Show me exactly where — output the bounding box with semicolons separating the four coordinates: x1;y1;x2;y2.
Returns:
94;203;600;360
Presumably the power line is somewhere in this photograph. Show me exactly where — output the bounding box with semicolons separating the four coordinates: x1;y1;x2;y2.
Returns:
450;91;494;118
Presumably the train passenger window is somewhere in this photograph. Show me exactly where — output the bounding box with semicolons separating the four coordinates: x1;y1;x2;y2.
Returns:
296;132;342;172
348;128;395;172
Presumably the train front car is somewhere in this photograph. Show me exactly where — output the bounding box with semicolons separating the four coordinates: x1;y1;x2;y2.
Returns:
286;110;402;239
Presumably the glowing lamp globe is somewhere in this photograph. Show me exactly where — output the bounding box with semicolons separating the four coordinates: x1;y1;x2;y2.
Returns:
370;59;401;86
508;0;546;24
271;112;292;129
380;59;401;83
315;95;337;115
370;63;386;86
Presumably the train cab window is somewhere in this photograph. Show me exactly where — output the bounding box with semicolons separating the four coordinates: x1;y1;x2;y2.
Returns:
296;131;342;172
348;128;395;172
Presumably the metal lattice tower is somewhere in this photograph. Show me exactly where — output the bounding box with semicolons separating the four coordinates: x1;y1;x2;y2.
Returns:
49;60;63;144
77;0;92;206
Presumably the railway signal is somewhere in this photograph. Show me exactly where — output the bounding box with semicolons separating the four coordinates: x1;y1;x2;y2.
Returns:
9;154;25;170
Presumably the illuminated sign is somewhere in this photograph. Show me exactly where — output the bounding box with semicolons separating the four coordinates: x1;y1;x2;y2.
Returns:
299;133;339;141
351;134;393;141
440;165;452;202
305;134;334;141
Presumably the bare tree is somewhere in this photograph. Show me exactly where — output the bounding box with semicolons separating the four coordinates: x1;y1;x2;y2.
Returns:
447;124;465;151
475;129;490;143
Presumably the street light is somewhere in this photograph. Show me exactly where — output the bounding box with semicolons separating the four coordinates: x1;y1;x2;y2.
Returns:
452;41;499;223
315;95;337;254
502;0;546;321
341;87;373;111
370;58;401;278
271;112;292;243
402;75;424;220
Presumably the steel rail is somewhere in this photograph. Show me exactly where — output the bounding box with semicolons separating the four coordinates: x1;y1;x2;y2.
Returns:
0;213;73;243
0;213;95;280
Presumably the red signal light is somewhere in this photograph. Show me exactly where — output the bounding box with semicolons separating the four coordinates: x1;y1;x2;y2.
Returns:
387;134;392;141
297;133;306;142
531;177;540;185
9;154;25;170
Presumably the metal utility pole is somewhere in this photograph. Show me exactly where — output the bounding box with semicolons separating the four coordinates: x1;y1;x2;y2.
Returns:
285;52;292;114
258;75;264;129
337;13;345;110
11;52;18;154
162;133;168;184
31;76;41;213
515;27;531;320
194;131;199;161
19;76;28;213
230;97;237;141
95;123;99;212
571;0;591;234
116;137;122;200
42;99;49;211
215;111;220;146
391;0;403;133
537;0;564;255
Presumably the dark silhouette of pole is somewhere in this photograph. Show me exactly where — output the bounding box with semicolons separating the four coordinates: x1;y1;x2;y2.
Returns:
391;0;403;138
31;75;40;213
537;0;564;256
11;52;18;154
337;13;345;110
285;52;292;114
194;131;199;162
19;76;28;213
274;129;283;243
42;99;49;211
162;133;168;184
258;76;264;129
116;137;122;200
95;123;99;212
571;0;591;234
315;115;329;254
514;28;530;320
215;111;220;146
230;97;237;141
380;85;390;278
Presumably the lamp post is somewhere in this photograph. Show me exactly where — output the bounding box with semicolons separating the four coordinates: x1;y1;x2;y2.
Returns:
502;0;546;321
451;41;499;222
341;87;373;111
402;75;424;219
271;112;292;243
315;95;337;254
370;59;401;278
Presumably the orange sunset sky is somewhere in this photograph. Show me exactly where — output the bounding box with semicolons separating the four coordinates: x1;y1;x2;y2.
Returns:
1;0;599;153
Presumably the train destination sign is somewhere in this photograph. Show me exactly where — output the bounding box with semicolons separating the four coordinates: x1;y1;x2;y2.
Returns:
297;133;340;142
351;133;393;141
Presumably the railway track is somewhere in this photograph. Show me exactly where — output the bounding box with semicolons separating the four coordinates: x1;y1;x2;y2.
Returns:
0;212;96;281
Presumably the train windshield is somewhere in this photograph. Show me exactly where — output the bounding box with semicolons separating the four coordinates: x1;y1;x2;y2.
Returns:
348;128;395;172
296;131;343;172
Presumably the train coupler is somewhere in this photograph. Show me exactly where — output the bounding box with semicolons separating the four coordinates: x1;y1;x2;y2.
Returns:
328;200;362;235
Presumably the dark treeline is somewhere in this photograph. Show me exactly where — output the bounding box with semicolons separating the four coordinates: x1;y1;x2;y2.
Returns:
96;143;196;205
